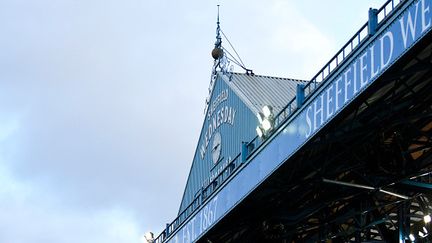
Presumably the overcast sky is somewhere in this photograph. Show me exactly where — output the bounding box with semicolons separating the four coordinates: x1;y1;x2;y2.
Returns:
0;1;387;242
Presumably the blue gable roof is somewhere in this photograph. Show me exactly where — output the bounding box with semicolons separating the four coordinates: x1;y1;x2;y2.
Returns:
178;72;306;214
178;72;257;213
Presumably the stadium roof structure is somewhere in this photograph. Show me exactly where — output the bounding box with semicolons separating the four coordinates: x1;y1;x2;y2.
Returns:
178;72;307;215
153;0;432;242
227;73;306;115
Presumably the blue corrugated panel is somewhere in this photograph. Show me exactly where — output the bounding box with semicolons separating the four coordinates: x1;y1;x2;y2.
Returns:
178;72;305;214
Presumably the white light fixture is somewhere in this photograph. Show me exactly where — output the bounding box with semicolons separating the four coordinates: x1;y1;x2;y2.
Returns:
424;214;431;223
262;105;273;118
144;232;154;243
419;231;425;238
423;226;428;234
409;233;415;241
256;126;264;138
256;112;264;123
256;105;275;138
262;119;272;131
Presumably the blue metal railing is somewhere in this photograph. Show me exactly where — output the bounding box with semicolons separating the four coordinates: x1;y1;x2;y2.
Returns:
268;0;404;131
154;0;404;242
154;153;245;243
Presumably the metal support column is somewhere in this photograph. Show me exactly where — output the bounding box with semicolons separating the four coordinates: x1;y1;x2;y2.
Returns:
399;203;410;243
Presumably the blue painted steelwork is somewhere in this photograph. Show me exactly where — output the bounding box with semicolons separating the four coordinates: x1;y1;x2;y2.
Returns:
296;84;305;107
241;142;248;163
154;0;432;242
401;180;432;190
369;8;379;36
178;75;258;214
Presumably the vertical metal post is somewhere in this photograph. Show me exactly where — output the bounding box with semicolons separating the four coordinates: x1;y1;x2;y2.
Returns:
165;223;170;238
368;8;378;36
296;84;305;108
248;140;255;155
399;207;405;243
399;203;409;243
241;142;248;162
356;200;365;242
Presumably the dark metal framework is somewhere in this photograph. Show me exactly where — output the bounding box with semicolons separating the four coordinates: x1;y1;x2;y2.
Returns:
199;30;432;243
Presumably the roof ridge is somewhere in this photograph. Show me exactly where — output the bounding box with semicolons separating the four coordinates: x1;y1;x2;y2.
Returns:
229;71;308;82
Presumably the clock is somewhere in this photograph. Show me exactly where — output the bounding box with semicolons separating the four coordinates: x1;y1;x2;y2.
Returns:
211;132;222;164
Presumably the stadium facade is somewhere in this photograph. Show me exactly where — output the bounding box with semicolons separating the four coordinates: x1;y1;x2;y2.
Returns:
152;0;432;242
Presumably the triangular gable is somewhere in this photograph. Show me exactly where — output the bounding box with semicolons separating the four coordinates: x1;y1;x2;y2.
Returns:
178;72;258;213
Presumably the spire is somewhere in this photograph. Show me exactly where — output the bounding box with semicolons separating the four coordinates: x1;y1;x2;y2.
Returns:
215;5;222;48
212;5;223;60
206;5;230;115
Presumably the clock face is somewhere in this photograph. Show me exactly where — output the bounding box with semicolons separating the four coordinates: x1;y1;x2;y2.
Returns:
211;132;222;164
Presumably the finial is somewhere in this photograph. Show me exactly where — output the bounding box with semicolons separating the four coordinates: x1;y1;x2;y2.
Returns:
205;5;231;115
217;5;220;23
212;5;223;60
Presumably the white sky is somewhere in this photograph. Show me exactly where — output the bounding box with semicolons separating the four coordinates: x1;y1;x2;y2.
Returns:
0;0;387;242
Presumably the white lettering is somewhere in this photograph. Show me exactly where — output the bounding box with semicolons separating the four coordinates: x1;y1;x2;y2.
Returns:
370;44;380;79
183;223;190;243
200;144;206;160
224;107;229;123
353;61;358;95
231;108;236;125
201;197;218;231
422;0;431;32
205;131;209;151
326;85;334;120
380;31;394;69
200;106;236;159
313;94;324;131
208;89;229;119
344;68;351;103
360;51;369;88
190;217;196;239
212;116;216;136
305;106;312;138
227;107;232;124
400;2;420;48
335;77;343;111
